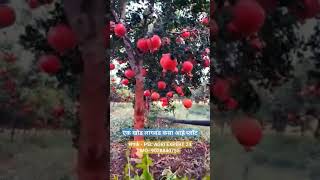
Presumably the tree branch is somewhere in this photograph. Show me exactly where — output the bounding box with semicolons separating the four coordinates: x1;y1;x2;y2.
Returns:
119;0;127;19
111;9;138;72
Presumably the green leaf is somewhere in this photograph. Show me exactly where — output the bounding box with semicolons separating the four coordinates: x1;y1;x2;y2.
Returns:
141;170;153;180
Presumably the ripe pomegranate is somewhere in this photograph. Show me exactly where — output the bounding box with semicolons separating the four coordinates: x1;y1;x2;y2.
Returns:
226;97;238;110
201;17;209;26
161;97;168;107
151;92;160;101
158;81;166;90
183;99;192;109
27;0;39;9
144;90;151;97
160;54;178;72
231;116;262;151
212;78;231;102
124;69;135;79
182;61;193;73
121;79;129;86
150;35;162;52
203;57;210;67
231;0;265;35
47;24;77;53
181;30;191;38
137;38;149;53
114;23;126;37
166;91;174;98
38;55;61;74
0;5;16;28
110;63;115;70
175;86;183;94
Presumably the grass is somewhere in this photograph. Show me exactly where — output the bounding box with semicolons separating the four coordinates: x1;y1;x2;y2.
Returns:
212;129;320;180
0;130;76;180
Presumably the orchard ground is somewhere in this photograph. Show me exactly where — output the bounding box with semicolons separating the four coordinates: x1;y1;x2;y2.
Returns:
110;102;210;179
0;102;319;179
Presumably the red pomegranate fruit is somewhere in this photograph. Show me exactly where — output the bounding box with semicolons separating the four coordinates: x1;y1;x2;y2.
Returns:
124;69;135;79
144;90;151;97
38;55;61;74
203;57;210;67
231;0;265;36
161;97;168;107
166;91;174;98
183;99;192;109
47;24;77;53
175;86;183;94
110;63;115;70
201;17;209;26
182;61;193;73
121;79;129;86
150;35;162;52
212;78;231;102
151;92;160;101
231;116;263;151
160;54;178;72
0;5;16;28
114;23;126;37
137;38;149;53
181;30;191;39
158;81;166;90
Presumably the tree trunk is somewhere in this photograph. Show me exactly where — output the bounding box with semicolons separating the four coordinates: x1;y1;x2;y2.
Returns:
133;74;145;138
63;1;108;180
132;70;145;158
